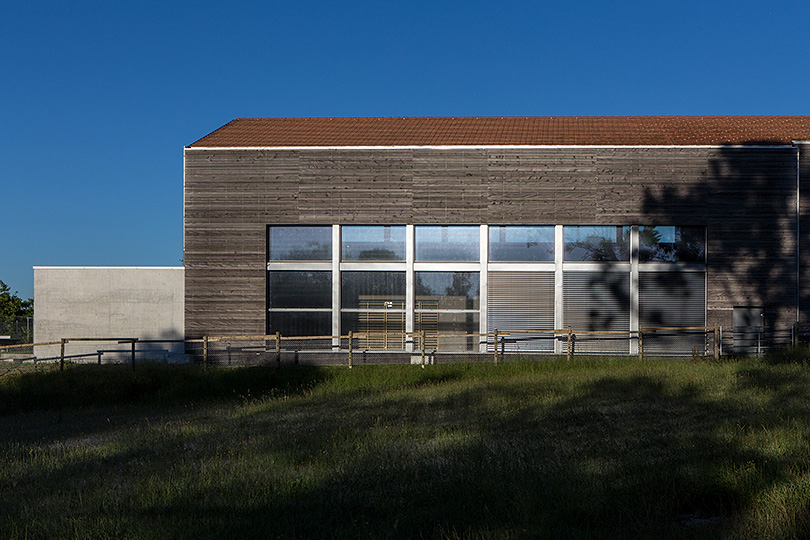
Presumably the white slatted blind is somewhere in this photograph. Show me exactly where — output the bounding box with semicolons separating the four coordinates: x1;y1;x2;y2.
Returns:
563;271;631;353
639;272;706;355
488;272;555;352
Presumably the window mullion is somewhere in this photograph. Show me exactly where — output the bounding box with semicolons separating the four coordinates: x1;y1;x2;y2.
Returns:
332;225;340;348
405;225;414;351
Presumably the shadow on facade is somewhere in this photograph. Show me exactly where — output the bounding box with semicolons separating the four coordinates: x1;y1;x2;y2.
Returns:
569;143;802;353
642;143;799;330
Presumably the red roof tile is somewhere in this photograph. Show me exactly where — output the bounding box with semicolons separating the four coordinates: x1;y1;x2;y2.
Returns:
187;116;810;147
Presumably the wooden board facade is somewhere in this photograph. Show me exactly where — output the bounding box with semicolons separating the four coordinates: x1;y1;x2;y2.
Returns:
184;145;804;338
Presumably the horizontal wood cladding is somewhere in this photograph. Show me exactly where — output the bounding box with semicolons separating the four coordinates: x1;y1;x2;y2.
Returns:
800;143;810;323
185;146;800;336
299;150;415;223
185;265;266;338
185;147;796;225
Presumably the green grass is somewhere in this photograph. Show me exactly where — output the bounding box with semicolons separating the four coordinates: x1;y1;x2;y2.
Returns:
2;357;810;539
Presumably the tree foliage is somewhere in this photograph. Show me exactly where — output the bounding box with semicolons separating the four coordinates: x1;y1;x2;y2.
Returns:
0;280;33;343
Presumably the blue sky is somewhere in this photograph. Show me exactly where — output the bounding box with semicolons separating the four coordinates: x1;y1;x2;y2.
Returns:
2;1;809;300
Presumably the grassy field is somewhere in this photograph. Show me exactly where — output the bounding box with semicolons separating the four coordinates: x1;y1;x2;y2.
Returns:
1;357;810;539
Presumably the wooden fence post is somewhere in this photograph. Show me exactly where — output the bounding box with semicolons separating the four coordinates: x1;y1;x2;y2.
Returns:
638;328;644;360
420;330;426;368
348;331;353;369
275;332;281;365
567;327;573;361
60;338;66;371
203;336;209;370
493;330;499;364
714;325;720;360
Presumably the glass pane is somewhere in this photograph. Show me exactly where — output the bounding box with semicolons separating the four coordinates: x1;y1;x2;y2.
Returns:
341;312;406;350
489;226;555;261
564;226;630;261
268;271;332;308
415;312;480;351
342;225;406;261
415;272;480;310
341;272;406;309
415;226;479;261
341;311;406;333
268;226;332;260
267;311;331;337
639;226;705;263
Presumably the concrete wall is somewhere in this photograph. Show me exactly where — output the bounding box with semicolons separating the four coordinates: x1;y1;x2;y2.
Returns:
34;267;185;363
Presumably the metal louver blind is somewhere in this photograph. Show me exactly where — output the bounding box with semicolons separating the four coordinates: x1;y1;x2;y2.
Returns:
563;271;630;353
488;272;554;352
639;271;706;355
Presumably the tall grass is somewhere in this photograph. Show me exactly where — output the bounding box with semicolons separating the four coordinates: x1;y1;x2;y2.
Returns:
1;358;810;539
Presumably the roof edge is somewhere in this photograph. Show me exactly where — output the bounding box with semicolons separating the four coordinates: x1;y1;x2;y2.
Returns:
187;115;810;148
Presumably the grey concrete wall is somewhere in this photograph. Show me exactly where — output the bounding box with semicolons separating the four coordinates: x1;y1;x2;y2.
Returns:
34;267;185;363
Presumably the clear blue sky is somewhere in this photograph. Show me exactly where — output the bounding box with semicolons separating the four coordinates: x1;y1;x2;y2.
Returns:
2;1;808;300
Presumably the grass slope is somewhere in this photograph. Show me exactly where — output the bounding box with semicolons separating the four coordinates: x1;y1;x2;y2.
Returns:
1;359;810;539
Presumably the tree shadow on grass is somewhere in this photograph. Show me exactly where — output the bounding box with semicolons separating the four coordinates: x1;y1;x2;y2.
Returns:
3;363;810;539
235;366;810;539
0;364;335;414
0;364;336;453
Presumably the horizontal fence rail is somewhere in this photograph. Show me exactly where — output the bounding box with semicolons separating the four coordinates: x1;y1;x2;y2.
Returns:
3;324;810;370
0;337;188;370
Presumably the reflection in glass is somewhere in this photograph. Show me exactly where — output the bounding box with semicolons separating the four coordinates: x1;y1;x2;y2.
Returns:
415;226;479;261
341;311;406;350
341;272;406;309
268;271;331;308
564;226;630;261
342;226;406;261
415;313;480;351
639;226;705;263
268;226;332;260
267;312;331;337
341;311;406;333
489;226;554;261
414;272;480;310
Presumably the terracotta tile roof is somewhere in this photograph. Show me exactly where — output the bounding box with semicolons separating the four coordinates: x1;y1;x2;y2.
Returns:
187;116;810;148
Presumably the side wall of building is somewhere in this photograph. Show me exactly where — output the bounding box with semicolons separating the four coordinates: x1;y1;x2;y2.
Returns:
34;267;185;361
799;142;810;324
184;146;799;338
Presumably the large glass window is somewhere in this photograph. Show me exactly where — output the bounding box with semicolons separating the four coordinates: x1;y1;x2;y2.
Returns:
415;312;480;351
342;225;406;261
341;272;406;309
415;272;480;310
564;226;630;262
415;226;479;261
268;271;332;309
341;312;406;349
261;223;707;351
415;272;480;350
639;226;705;263
267;271;332;337
341;271;406;350
489;226;555;261
268;226;332;260
341;311;406;333
267;312;331;337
